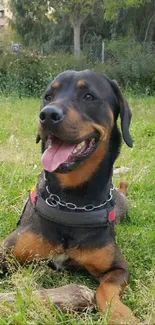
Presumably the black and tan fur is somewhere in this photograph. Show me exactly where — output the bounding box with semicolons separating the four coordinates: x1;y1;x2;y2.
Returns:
2;70;137;324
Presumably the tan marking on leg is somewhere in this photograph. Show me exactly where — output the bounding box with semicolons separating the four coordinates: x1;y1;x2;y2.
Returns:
12;231;63;263
96;268;138;324
96;281;138;324
68;243;137;323
68;244;115;277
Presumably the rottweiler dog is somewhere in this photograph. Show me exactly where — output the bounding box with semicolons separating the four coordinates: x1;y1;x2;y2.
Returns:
2;70;137;324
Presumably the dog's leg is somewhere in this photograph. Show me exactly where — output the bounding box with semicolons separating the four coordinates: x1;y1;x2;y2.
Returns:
68;244;138;324
2;228;61;264
96;269;138;324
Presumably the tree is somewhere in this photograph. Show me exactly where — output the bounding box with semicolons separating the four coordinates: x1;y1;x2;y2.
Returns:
105;0;155;42
104;0;152;20
10;0;55;53
10;0;103;58
50;0;102;58
10;0;153;58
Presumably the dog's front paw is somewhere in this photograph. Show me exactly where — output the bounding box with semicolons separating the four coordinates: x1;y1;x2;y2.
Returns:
108;301;139;325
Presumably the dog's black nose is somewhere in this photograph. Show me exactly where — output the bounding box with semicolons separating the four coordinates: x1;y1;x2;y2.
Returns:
40;106;64;124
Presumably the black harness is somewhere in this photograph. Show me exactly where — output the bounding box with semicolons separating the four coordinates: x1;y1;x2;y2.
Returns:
27;179;116;228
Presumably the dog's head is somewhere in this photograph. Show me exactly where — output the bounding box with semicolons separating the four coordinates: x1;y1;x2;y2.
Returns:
37;70;132;177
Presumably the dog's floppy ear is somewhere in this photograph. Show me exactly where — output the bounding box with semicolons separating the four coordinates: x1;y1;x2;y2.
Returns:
36;133;46;154
36;99;44;144
111;80;133;148
36;133;41;143
36;81;52;151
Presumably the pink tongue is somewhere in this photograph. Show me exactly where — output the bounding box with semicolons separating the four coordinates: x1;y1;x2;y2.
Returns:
41;138;76;172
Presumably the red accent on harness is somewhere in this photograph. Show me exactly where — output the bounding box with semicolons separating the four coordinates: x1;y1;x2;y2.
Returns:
108;209;116;222
30;189;36;205
30;188;115;224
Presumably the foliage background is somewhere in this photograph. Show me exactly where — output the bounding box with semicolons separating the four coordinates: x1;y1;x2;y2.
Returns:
1;39;155;97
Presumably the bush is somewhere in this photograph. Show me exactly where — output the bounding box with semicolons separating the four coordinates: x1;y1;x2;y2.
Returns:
0;51;89;97
94;38;155;95
1;39;155;97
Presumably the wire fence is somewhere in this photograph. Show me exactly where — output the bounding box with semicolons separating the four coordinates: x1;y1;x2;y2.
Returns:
1;39;155;95
41;40;155;63
4;39;155;64
41;42;103;61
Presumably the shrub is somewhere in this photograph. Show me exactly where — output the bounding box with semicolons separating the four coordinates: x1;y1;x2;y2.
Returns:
1;39;155;97
0;51;89;97
94;38;155;95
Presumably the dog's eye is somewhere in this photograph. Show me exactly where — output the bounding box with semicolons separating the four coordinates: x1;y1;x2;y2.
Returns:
83;93;95;101
45;94;52;102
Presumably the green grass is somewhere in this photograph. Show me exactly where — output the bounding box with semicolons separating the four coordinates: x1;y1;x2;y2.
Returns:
0;95;155;324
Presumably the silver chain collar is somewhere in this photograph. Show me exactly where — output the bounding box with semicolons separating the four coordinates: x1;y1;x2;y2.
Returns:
45;184;114;212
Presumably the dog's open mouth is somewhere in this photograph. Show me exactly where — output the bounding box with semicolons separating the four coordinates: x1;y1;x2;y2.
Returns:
41;135;99;172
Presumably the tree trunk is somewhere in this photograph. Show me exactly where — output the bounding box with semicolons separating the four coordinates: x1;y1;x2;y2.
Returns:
144;13;155;42
70;16;84;60
73;21;81;59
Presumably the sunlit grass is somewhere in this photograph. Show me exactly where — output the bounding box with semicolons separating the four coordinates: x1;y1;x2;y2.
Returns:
0;95;155;324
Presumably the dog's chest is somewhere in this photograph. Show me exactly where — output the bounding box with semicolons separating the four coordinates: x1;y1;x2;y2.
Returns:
52;253;68;270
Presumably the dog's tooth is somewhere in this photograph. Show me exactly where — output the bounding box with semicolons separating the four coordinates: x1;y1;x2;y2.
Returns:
76;144;82;150
73;140;86;154
80;141;85;147
77;141;85;150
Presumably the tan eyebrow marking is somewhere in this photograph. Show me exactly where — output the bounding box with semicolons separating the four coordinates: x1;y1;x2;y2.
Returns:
77;80;86;88
52;82;61;89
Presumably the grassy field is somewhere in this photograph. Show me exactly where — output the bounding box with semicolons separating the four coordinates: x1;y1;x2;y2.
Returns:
0;95;155;324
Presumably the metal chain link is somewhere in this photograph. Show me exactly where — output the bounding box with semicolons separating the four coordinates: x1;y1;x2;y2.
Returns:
45;185;114;212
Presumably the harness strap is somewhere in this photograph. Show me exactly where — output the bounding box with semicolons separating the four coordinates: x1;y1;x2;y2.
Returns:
30;187;116;228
